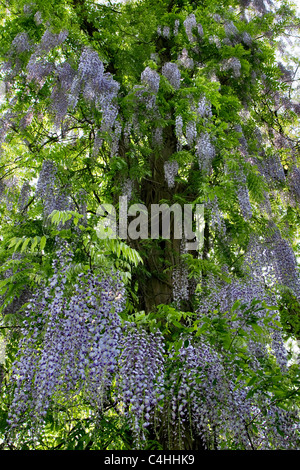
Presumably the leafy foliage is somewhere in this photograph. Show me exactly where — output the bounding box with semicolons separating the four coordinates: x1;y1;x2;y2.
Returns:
0;0;300;451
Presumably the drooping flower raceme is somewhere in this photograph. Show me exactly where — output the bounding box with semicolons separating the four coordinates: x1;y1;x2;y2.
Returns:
161;63;181;90
183;13;197;43
115;327;165;445
7;242;125;435
221;57;242;78
18;181;31;212
11;32;32;54
69;48;120;131
141;67;160;94
164;161;179;188
195;132;215;173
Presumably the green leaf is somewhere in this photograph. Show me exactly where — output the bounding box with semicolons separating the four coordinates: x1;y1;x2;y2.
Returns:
252;324;264;335
246;376;258;387
231;300;241;312
40;236;47;251
21;237;31;253
31;236;40;252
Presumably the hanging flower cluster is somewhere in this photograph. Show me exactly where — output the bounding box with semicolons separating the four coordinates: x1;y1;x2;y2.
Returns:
24;29;68;88
185;121;197;148
183;13;203;42
197;268;289;373
159;322;299;450
5;37;120;139
173;19;180;36
141;67;160;94
197;95;212;119
121;178;133;200
115;327;165;445
152;126;163;147
266;224;300;299
35;160;58;217
172;262;189;306
70;48;120;127
178;48;194;69
221;57;242;78
11;32;32;54
161;62;181;90
195;132;215;174
7;242;125;435
224;21;239;39
175;115;184;150
235;170;253;220
164;161;179;188
207;196;226;236
257;154;286;185
18;181;31;212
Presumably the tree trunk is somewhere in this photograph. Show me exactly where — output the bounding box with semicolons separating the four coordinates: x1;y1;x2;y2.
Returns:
130;125;196;313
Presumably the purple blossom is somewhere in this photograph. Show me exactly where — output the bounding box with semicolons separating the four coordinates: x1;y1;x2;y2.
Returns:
173;19;180;36
162;62;181;89
195;132;215;173
7;243;125;435
115;327;165;446
221;57;242;78
11;33;31;54
164;161;179;188
183;13;197;43
18;181;31;212
178;48;194;69
141;67;160;94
